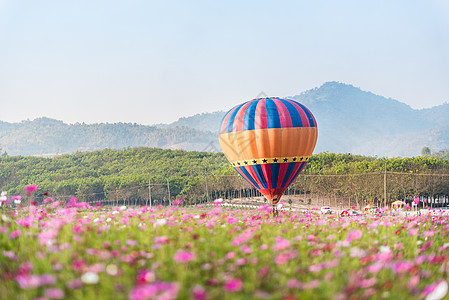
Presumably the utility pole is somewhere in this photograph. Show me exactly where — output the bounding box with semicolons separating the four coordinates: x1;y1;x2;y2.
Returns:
148;178;152;208
205;169;210;203
384;163;387;207
167;179;171;206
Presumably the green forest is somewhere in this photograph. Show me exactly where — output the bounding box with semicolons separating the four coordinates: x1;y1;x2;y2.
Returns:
1;147;449;206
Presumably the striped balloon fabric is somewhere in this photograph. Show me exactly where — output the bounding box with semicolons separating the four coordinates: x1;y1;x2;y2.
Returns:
218;97;318;204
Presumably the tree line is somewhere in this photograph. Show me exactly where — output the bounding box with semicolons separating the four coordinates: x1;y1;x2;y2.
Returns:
1;148;449;207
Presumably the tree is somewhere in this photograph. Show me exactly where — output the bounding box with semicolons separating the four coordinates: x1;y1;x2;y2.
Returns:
421;146;431;156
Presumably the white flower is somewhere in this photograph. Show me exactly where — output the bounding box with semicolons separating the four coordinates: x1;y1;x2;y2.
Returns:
119;206;127;211
106;264;118;276
112;211;119;215
154;218;167;227
2;215;10;222
14;199;21;204
106;218;112;223
81;272;99;284
0;191;6;196
426;280;448;300
380;246;391;253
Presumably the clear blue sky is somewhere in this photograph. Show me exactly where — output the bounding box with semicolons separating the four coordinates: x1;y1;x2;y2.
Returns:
0;0;448;125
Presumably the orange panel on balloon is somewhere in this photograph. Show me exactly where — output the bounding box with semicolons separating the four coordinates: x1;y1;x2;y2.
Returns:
219;127;318;162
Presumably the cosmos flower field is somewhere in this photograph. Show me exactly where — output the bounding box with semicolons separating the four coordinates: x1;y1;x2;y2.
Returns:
1;197;449;300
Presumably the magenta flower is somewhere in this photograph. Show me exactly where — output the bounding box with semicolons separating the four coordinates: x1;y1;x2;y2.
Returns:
173;249;195;263
173;198;183;205
25;184;38;196
137;270;155;284
224;278;243;292
192;285;207;300
9;230;21;239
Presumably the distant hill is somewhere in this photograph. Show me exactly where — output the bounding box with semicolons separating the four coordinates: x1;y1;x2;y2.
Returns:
288;82;448;155
1;82;448;157
157;82;449;157
158;111;226;132
0;118;217;156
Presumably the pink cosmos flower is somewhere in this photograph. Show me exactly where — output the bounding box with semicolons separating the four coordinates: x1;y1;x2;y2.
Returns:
273;236;291;251
43;197;54;203
45;288;65;299
173;249;195;263
129;282;180;300
226;252;236;259
9;230;21;239
137;270;155;284
287;278;301;289
359;278;376;288
347;229;362;241
16;274;40;289
173;198;183;205
192;284;207;300
407;275;420;289
240;245;252;253
224;278;243;292
408;228;418;236
26;184;38;196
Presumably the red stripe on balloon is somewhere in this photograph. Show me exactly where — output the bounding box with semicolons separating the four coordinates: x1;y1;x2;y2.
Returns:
273;99;293;128
220;105;239;134
233;100;254;132
235;167;259;190
254;99;267;130
260;163;272;189
285;99;310;127
245;165;264;189
276;163;290;189
284;162;305;188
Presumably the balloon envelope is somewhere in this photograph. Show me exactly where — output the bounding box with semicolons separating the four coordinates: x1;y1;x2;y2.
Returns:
218;97;318;204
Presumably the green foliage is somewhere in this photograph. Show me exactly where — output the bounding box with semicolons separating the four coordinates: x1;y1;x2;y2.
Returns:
2;148;449;204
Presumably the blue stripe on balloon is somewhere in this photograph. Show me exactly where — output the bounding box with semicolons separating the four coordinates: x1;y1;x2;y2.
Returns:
236;166;260;189
225;102;248;133
296;102;316;127
252;165;268;189
242;100;259;131
281;99;303;127
280;162;298;188
288;162;307;187
266;98;281;129
270;163;280;189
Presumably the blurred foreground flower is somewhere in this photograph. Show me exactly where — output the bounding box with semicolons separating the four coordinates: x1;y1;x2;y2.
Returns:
26;184;38;196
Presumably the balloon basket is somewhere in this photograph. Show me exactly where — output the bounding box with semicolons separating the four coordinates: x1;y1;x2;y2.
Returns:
270;205;279;217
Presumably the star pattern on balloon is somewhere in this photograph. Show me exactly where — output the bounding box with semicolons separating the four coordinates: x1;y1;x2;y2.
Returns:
230;156;310;166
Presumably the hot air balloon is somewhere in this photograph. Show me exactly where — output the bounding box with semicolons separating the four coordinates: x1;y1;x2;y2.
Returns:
218;97;317;214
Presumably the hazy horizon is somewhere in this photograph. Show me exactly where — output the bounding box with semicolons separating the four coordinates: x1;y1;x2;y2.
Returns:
1;1;448;125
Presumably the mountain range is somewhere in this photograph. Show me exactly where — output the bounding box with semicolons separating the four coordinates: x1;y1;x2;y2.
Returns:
1;81;448;157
